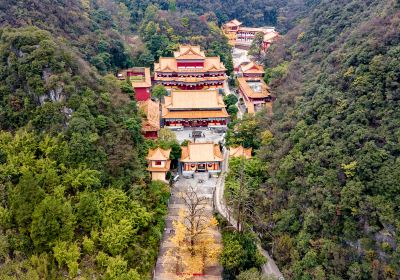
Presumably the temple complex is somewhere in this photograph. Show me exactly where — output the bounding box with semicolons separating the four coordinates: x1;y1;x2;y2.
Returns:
154;45;226;90
223;19;279;51
138;99;160;139
117;67;152;101
146;147;171;182
180;142;223;176
229;146;252;159
161;90;229;128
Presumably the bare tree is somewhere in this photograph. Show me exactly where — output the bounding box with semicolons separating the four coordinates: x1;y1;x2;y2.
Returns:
180;185;213;255
164;185;221;277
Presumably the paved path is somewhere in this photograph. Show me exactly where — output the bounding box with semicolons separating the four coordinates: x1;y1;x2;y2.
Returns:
174;128;225;145
214;149;284;280
232;48;250;69
153;177;223;280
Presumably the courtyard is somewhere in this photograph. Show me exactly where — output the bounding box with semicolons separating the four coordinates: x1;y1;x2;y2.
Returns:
172;127;226;145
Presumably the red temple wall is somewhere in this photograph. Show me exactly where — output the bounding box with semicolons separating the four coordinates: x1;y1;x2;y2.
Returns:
165;119;227;127
176;84;205;90
127;72;144;77
243;73;264;78
135;87;151;101
177;62;204;68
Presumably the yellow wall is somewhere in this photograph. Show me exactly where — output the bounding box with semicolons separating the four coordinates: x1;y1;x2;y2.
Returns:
152;171;167;181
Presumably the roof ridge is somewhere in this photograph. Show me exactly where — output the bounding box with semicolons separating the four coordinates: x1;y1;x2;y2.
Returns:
177;45;204;58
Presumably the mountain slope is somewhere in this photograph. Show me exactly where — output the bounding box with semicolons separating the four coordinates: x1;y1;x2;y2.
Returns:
0;0;133;73
0;26;169;279
256;0;400;278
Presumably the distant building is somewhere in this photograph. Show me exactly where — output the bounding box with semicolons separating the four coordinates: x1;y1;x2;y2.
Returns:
223;19;279;51
146;147;171;182
262;30;280;50
154;45;226;90
236;61;273;114
180;142;223;176
236;61;265;78
162;90;229;128
237;77;272;114
229;146;252;159
117;67;152;101
138;99;160;139
223;19;243;43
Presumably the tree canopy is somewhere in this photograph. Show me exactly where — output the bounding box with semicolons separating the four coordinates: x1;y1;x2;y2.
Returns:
0;27;169;279
244;0;400;278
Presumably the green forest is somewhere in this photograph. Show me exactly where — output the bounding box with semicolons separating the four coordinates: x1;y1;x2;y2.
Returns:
0;0;399;279
0;26;170;279
225;0;400;279
0;1;235;277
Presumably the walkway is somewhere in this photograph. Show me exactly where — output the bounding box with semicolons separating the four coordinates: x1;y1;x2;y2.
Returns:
174;127;226;145
214;148;284;280
153;176;223;280
232;48;250;69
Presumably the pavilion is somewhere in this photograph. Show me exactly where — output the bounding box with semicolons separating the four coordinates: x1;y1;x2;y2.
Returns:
147;147;171;182
180;143;223;176
237;62;265;79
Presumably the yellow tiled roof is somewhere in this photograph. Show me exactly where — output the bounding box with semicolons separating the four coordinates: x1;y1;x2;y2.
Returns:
164;90;225;109
237;77;271;98
204;57;226;71
154;45;226;72
146;147;171;161
155;57;226;72
240;62;265;74
263;31;280;42
131;67;152;88
174;45;205;60
161;90;229;119
181;143;223;162
225;19;242;27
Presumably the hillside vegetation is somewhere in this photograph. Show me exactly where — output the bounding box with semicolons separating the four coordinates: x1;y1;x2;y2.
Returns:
174;0;317;32
0;1;238;277
0;0;135;73
135;4;233;72
0;1;234;74
1;0;399;279
0;26;170;279
252;0;400;278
